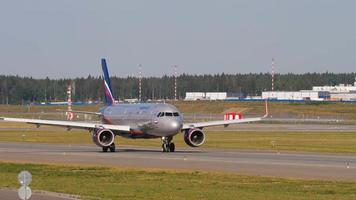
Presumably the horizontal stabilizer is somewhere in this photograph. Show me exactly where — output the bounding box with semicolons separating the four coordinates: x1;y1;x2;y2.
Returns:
56;109;102;116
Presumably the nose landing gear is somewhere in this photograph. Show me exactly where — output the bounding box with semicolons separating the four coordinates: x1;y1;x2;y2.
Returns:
161;136;175;152
102;143;116;152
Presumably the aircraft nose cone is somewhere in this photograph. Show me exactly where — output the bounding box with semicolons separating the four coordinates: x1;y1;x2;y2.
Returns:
170;120;182;133
153;118;183;136
171;121;178;128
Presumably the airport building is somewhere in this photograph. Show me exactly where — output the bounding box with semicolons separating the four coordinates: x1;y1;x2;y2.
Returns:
185;92;206;101
185;92;226;100
263;78;356;101
312;78;356;93
186;78;356;102
328;92;356;101
262;90;328;101
206;92;227;100
185;92;245;101
312;78;356;101
185;92;227;100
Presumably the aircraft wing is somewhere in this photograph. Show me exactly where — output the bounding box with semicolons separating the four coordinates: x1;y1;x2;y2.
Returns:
0;117;130;132
182;117;262;130
182;100;268;130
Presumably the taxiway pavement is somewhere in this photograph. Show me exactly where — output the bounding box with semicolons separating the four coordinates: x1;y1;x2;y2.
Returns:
0;188;79;200
1;142;356;181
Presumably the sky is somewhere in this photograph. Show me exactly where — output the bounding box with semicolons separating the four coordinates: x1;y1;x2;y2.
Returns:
0;0;356;78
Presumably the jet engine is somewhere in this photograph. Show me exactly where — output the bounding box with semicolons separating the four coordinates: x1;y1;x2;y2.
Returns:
184;128;205;147
92;128;115;147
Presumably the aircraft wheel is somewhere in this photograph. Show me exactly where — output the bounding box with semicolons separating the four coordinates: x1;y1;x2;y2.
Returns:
169;143;175;152
162;144;169;152
102;146;109;152
109;143;116;152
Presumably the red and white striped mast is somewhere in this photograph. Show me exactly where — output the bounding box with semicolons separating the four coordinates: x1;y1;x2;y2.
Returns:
174;65;178;101
271;58;275;91
67;83;72;111
66;82;74;120
138;64;142;102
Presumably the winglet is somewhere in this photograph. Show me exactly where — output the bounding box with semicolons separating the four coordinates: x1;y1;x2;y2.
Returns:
262;100;269;118
101;58;115;105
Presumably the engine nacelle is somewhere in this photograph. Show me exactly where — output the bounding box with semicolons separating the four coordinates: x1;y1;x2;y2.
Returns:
92;128;115;147
184;128;205;147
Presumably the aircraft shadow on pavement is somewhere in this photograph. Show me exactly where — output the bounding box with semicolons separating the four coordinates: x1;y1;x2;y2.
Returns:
102;148;205;154
6;146;205;154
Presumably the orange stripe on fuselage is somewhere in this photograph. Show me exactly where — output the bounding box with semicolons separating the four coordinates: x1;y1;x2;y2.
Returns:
129;130;145;135
103;116;144;135
102;117;113;125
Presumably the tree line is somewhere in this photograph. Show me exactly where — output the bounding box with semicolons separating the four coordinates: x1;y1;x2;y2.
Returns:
0;72;355;104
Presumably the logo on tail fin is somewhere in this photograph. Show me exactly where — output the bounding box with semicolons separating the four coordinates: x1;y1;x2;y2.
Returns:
101;58;115;105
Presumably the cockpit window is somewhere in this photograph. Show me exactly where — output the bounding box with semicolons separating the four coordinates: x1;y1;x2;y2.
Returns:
157;112;179;117
165;112;173;117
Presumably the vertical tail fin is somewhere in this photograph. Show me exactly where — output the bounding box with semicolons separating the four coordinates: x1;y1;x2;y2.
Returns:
101;58;115;105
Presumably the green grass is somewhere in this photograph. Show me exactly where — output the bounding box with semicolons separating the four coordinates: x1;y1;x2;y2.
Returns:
1;162;356;200
205;131;356;153
1;101;356;154
2;128;356;154
2;101;356;119
172;101;356;119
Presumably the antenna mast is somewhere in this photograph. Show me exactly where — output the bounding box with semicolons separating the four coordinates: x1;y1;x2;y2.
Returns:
66;82;75;120
139;64;142;102
67;83;72;111
271;58;275;91
174;65;178;100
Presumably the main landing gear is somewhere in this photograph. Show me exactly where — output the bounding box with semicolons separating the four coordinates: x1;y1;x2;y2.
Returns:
161;136;175;152
102;143;116;152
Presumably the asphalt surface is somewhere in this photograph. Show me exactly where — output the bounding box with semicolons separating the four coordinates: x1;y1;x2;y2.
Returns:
1;142;356;181
0;188;79;200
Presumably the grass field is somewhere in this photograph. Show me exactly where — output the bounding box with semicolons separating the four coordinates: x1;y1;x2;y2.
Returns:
2;103;356;199
173;101;356;120
2;127;356;153
1;101;356;154
1;162;356;200
1;101;356;119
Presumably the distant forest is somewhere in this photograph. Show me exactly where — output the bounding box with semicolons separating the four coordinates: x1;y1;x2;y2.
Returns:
0;73;356;104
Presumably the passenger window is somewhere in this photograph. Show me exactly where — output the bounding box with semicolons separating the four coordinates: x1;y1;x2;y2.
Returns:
165;112;173;117
173;112;179;117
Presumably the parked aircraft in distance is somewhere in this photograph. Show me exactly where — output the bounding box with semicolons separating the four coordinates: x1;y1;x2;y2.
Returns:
1;59;268;152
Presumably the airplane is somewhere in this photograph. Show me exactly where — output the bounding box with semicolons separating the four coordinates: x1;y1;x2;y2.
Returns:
0;59;268;153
